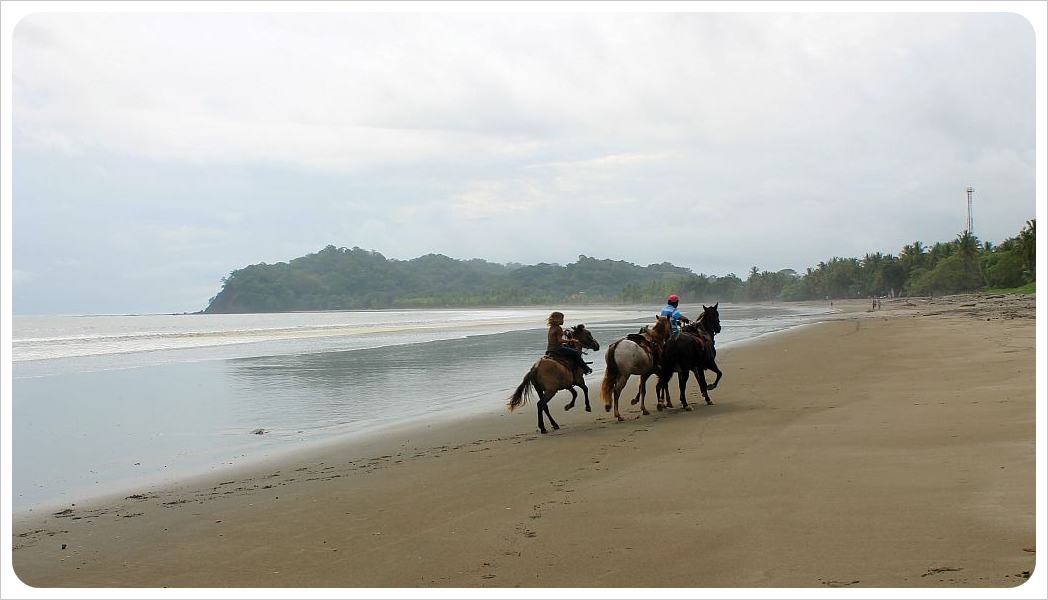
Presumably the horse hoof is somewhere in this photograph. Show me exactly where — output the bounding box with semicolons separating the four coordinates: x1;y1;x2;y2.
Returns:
706;400;714;405
564;404;573;411
656;404;664;412
642;409;650;415
684;405;694;411
630;398;639;406
585;406;592;412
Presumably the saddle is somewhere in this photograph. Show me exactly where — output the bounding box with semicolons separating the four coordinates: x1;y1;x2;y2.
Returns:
684;330;706;347
625;332;660;362
680;326;716;361
543;350;590;372
543;352;575;370
626;332;652;347
681;323;711;347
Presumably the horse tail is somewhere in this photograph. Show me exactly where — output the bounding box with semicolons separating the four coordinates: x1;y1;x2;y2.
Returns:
599;341;621;407
508;366;536;411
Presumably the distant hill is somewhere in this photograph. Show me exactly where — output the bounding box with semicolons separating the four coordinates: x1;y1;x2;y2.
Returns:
203;219;1035;313
203;245;699;313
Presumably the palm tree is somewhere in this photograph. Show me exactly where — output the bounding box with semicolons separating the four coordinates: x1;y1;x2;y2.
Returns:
1014;219;1036;278
955;231;980;264
900;241;925;276
953;230;985;290
927;241;954;269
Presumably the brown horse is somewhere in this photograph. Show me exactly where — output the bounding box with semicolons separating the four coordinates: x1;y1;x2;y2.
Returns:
507;324;600;434
599;315;672;421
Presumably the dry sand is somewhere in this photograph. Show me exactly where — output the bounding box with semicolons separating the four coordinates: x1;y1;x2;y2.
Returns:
5;293;1042;596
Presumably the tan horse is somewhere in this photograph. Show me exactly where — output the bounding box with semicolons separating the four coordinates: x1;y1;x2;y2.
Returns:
599;315;672;421
507;324;600;434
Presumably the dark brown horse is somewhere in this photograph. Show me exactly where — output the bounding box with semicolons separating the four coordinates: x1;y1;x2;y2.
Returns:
599;315;672;421
656;303;722;410
507;324;600;434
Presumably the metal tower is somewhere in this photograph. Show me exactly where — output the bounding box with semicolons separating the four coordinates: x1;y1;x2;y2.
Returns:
965;186;974;234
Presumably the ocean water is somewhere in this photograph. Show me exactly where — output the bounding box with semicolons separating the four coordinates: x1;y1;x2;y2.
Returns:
8;303;837;515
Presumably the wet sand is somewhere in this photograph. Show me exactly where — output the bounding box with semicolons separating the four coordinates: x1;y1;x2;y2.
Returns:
6;294;1041;595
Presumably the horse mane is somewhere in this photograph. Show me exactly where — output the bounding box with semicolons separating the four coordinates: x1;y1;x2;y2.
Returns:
564;325;580;347
681;320;703;334
645;315;671;344
564;323;599;352
682;304;720;341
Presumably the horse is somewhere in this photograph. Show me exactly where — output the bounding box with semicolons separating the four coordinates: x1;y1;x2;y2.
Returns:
599;315;672;421
656;303;723;411
507;324;600;434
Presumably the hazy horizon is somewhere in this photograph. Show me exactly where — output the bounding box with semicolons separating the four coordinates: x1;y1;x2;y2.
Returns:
5;3;1042;316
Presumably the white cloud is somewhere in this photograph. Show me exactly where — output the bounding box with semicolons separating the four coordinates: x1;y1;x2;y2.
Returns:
10;268;38;284
5;5;1042;314
452;179;549;220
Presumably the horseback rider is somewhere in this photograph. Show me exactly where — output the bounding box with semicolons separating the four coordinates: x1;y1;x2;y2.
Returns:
660;294;690;336
545;311;593;375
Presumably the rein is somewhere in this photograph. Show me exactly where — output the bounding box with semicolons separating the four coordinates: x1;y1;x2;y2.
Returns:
681;309;718;349
564;325;594;352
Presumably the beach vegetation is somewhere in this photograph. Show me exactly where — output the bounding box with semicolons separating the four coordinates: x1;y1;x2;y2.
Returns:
204;220;1036;313
985;281;1035;295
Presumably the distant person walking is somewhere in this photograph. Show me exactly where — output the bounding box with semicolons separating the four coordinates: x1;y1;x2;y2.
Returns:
660;294;690;336
545;311;593;374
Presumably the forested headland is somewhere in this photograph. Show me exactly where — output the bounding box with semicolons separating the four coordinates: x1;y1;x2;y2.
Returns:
202;219;1035;314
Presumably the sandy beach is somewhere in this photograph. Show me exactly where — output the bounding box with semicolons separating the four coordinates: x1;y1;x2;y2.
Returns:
6;293;1041;595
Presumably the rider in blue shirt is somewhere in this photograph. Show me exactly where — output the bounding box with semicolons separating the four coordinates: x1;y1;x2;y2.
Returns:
660;294;690;336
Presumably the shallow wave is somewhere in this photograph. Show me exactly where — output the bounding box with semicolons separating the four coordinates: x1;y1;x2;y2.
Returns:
11;307;654;364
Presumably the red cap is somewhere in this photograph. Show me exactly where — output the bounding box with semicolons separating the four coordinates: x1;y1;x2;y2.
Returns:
667;294;680;303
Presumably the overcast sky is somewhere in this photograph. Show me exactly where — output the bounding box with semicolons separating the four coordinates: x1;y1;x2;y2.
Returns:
3;2;1044;316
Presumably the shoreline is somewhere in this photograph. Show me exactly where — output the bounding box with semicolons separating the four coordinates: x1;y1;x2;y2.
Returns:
5;294;1041;593
7;301;832;518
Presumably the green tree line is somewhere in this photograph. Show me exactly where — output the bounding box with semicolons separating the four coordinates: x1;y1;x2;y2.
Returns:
203;249;692;312
203;219;1035;313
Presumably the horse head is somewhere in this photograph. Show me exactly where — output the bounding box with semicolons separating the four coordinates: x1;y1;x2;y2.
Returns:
701;303;722;335
647;315;672;344
567;324;600;352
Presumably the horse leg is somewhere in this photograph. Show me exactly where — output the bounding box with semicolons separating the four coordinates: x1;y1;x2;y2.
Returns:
564;387;579;411
637;374;651;415
630;373;652;413
695;368;713;405
566;369;591;411
655;371;669;411
609;377;627;421
538;390;560;433
658;366;674;410
707;359;723;391
629;382;642;406
677;367;692;411
543;397;560;430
